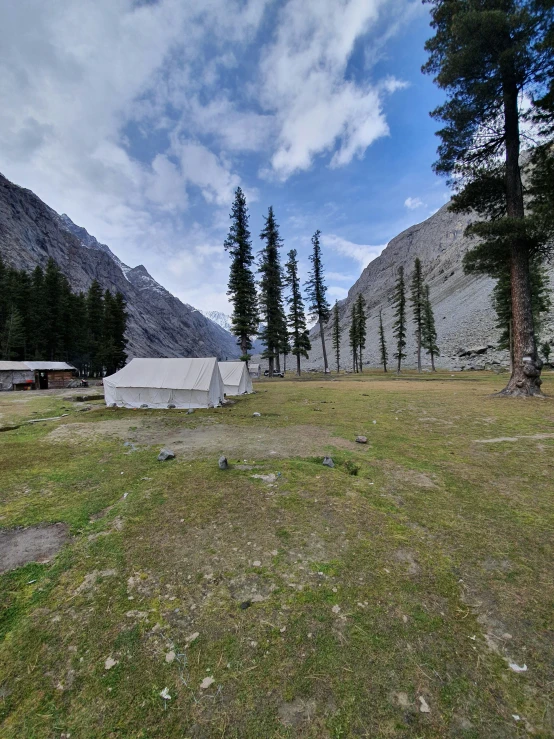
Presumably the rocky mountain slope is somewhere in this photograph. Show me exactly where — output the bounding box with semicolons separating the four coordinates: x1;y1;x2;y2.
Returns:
308;202;554;371
0;173;239;361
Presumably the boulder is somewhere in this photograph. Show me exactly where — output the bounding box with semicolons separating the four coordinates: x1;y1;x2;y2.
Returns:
218;456;228;470
355;436;368;444
322;456;334;468
157;448;175;461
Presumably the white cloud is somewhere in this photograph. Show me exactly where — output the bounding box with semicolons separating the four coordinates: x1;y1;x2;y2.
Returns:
328;286;349;299
404;196;425;210
171;139;240;207
322;234;385;271
327;271;357;282
259;0;408;178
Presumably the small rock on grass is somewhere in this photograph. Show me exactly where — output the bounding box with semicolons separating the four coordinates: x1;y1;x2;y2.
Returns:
355;435;368;444
200;676;215;690
322;456;334;468
253;412;261;417
105;657;118;670
240;600;252;610
419;696;431;713
218;455;228;470
165;651;176;663
157;448;175;461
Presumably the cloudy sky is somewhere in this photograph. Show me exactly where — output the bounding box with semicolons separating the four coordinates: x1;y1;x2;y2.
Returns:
0;0;448;313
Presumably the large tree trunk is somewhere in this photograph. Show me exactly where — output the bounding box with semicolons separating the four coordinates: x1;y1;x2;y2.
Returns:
275;353;281;373
416;327;421;373
268;355;274;378
500;78;542;396
296;354;301;376
283;353;287;374
430;350;435;372
319;318;329;372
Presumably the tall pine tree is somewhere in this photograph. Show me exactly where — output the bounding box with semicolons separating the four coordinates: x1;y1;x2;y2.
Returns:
224;187;258;362
423;0;554;395
410;257;424;372
284;249;311;376
355;293;367;373
258;206;285;377
331;300;341;373
349;305;358;373
378;309;388;373
421;284;439;372
305;230;330;372
392;266;407;374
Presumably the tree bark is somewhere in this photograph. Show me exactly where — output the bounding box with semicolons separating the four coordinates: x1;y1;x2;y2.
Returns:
296;354;301;376
319;318;329;372
500;77;542;396
430;350;435;372
275;353;281;373
268;355;274;378
416;328;421;373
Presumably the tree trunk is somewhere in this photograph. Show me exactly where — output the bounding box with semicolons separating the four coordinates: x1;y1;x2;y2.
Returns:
397;354;401;374
283;353;287;374
268;355;274;378
500;78;542;396
275;353;281;373
416;327;421;373
430;350;435;372
296;354;301;376
319;318;329;372
359;348;363;373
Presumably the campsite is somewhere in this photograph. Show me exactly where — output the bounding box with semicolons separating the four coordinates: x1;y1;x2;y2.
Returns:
1;370;553;737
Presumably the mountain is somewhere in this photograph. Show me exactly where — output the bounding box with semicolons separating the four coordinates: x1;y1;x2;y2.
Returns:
308;201;554;371
201;310;232;333
0;173;240;361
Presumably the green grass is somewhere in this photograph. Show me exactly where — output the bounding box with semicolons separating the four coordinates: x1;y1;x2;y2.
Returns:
1;372;553;737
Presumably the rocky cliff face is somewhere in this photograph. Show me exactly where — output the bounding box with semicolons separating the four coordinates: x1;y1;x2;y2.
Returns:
0;173;240;361
308;202;554;370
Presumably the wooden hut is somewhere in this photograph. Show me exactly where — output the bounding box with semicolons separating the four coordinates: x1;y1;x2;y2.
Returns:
23;362;77;389
0;361;35;391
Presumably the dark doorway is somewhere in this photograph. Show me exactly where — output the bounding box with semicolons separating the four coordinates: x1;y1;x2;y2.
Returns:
38;372;48;390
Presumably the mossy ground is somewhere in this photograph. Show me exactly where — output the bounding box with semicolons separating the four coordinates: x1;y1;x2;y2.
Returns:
0;371;553;737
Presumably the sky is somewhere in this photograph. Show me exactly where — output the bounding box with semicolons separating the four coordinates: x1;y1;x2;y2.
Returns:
0;0;450;314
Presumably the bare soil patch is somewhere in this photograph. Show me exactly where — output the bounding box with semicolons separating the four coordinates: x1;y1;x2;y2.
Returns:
0;523;68;573
46;420;355;459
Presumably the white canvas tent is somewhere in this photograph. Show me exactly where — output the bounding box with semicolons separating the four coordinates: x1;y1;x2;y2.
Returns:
218;362;253;396
104;358;224;409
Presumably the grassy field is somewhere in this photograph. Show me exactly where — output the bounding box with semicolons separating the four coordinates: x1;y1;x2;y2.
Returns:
0;371;553;738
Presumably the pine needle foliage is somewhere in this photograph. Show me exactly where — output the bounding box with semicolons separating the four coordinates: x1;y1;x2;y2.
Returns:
305;230;330;371
392;266;407;373
331;300;342;373
355;293;367;372
378;309;388;373
421;284;439;371
258;206;285;376
284;249;311;375
224;187;259;360
410;257;425;372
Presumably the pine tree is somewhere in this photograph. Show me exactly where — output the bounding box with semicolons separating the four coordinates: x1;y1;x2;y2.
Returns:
331;300;341;373
29;266;45;359
112;292;128;371
355;293;367;373
86;280;104;375
410;257;424;372
284;249;311;376
258;206;285;377
378;309;388;373
423;0;554;395
224;187;258;361
421;284;439;371
392;266;407;374
43;259;64;360
305;230;330;372
541;341;551;365
349;305;358;373
1;308;25;360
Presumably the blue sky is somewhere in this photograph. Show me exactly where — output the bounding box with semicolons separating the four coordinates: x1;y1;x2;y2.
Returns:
0;0;449;313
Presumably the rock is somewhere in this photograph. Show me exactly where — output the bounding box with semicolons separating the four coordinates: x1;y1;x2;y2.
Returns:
469;345;488;355
186;631;199;643
239;600;252;610
355;436;368;444
165;651;176;663
218;455;228;470
167;403;176;409
140;404;149;409
253;412;261;417
419;696;431;713
157;448;175;461
200;676;215;690
322;456;334;468
104;657;118;670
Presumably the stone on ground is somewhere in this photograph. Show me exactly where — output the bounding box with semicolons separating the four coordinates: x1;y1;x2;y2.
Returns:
157;448;175;461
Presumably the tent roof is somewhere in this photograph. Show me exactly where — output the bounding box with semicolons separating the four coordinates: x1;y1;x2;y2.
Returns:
0;361;31;371
218;362;249;386
104;358;219;391
24;362;75;371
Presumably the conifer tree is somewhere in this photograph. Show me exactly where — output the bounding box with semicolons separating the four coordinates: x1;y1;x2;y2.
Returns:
43;258;64;360
86;280;104;375
421;284;439;371
29;266;45;358
541;341;551;365
112;292;128;371
423;0;554;395
355;293;367;372
410;257;424;372
1;308;25;360
392;266;407;374
284;249;311;376
305;230;330;372
331;300;341;373
378;309;388;373
258;206;285;377
349;305;358;373
224;187;258;361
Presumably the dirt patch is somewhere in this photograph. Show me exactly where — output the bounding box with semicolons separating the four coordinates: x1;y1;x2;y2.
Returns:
380;461;438;489
0;523;68;573
474;433;554;443
278;698;317;728
46;420;353;459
